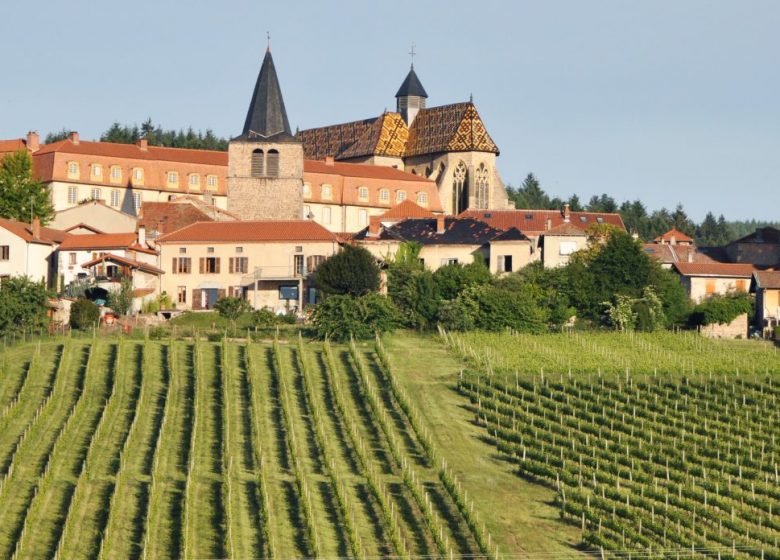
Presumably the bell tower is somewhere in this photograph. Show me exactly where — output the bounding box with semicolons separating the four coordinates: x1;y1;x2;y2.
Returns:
395;64;428;126
227;47;303;220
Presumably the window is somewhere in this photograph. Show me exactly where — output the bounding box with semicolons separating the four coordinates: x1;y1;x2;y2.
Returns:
266;149;279;177
497;255;513;273
69;252;76;266
304;205;312;219
396;190;406;202
559;241;578;256
417;192;428;206
596;217;604;224
110;189;120;207
579;216;588;223
207;247;214;254
452;161;468;214
306;255;326;273
322;207;332;225
110;166;122;182
133;193;142;211
91;187;102;201
206;175;218;190
475;163;489;209
303;183;311;197
279;285;299;300
441;258;459;266
251;149;264;177
68;186;79;204
179;247;187;254
705;280;716;295
67;161;79;179
167;171;179;185
294;254;304;276
91;164;102;179
172;257;191;274
322;184;332;199
359;209;368;227
358;186;369;201
201;257;220;273
0;246;8;261
235;246;243;254
177;286;187;304
736;279;747;292
379;189;390;203
133;167;144;182
189;174;200;188
229;257;248;274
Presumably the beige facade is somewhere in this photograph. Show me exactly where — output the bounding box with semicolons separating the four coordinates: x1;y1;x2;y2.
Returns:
50;200;138;233
158;239;338;313
0;232;54;284
541;233;588;268
679;275;750;303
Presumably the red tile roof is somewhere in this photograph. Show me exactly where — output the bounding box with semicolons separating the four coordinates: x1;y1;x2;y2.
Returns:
0;217;67;245
673;262;757;278
35;139;229;165
156;220;338;243
752;270;780;290
0;139;27;154
58;232;139;251
381;200;435;220
643;244;728;265
140;201;216;237
460;209;626;235
546;222;588;236
304;159;431;182
81;253;164;275
654;228;694;243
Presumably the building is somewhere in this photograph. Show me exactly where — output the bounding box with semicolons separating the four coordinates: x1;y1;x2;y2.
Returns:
672;262;755;303
725;227;780;267
156;220;339;312
0;217;66;286
461;205;626;268
139;196;238;241
297;65;513;215
49;199;138;234
353;212;531;274
750;270;780;333
643;227;729;269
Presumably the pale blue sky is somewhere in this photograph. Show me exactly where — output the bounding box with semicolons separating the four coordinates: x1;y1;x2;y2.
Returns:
2;1;778;220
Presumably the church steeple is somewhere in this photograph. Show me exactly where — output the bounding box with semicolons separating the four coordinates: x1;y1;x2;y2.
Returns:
238;49;296;142
395;65;428;126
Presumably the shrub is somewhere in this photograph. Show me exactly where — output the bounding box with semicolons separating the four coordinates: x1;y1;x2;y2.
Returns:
214;296;251;322
311;293;398;341
433;261;492;301
689;292;753;326
0;276;50;336
252;307;279;328
108;277;134;316
70;298;100;330
436;299;476;332
460;284;548;333
315;245;380;296
387;266;439;329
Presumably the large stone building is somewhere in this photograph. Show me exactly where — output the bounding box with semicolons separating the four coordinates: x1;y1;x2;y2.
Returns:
297;65;514;215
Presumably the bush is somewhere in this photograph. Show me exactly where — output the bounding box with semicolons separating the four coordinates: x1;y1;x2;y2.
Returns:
311;293;398;341
433;261;492;301
70;298;100;330
436;299;476;332
0;276;50;336
252;307;279;328
460;284;549;333
387;266;439;329
214;296;251;322
689;292;753;326
315;245;380;296
107;277;134;316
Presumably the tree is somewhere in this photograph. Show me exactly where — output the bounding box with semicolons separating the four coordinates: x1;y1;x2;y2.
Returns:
315;245;380;296
509;173;551;209
44;129;71;143
311;293;398;341
0;151;54;224
100;119;229;151
214;296;251;329
70;298;100;330
432;260;492;301
0;277;50;336
107;277;134;316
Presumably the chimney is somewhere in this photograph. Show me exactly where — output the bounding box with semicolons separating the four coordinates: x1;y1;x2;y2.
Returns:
563;203;571;223
436;214;446;234
69;131;80;145
26;131;40;152
687;250;693;263
368;215;381;237
545;218;552;231
137;138;148;151
31;217;40;239
137;225;146;246
324;156;335;166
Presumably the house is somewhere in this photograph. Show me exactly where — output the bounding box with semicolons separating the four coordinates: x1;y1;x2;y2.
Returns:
0;217;66;287
643;227;729;269
48;199;138;234
653;228;694;245
139;196;238;242
750;270;780;333
461;204;625;268
156;220;339;312
353;213;531;274
672;262;755;303
79;254;164;312
725;227;780;267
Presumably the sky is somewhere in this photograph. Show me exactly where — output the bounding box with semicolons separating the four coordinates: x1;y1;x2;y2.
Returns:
1;0;778;221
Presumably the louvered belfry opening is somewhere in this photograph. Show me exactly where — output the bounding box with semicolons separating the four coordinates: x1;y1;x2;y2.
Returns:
251;149;264;177
266;149;280;177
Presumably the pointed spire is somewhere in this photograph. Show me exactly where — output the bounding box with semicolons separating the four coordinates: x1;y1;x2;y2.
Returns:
238;49;296;142
395;66;428;99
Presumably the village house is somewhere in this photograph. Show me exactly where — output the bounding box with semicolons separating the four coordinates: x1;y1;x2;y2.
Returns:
643;227;729;269
750;270;780;334
672;262;755;303
0;217;66;286
725;227;780;267
48;199;138;234
155;220;339;312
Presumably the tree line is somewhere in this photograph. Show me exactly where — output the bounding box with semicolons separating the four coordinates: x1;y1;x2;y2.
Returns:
507;173;778;246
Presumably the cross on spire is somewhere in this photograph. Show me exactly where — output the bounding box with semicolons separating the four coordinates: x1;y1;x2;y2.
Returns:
409;42;416;68
266;31;271;52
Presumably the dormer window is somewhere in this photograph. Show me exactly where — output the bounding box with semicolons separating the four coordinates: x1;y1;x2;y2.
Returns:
67;161;80;179
322;184;332;200
206;175;218;190
417;192;428;206
396;190;407;202
91;164;102;179
379;189;390;203
110;166;122;182
303;183;312;197
580;216;588;223
132;167;144;184
167;171;179;187
358;186;369;201
189;174;200;189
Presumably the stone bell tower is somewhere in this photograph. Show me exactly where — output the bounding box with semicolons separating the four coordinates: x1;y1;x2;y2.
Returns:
227;47;303;220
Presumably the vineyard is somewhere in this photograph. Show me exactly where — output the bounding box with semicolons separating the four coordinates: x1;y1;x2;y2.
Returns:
442;328;780;558
0;334;497;560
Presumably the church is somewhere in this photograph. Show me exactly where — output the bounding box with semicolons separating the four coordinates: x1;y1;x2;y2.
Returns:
229;48;513;221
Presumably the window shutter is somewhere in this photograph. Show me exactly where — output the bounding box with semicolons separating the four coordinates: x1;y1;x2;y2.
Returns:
217;289;226;301
215;258;221;274
199;258;205;274
192;289;202;310
172;258;177;274
229;257;234;274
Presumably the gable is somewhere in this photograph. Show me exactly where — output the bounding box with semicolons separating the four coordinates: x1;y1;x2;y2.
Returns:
406;103;499;157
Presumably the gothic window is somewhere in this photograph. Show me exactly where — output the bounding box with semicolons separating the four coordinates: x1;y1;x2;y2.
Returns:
452;162;468;214
251;149;264;177
475;163;489;209
266;150;280;177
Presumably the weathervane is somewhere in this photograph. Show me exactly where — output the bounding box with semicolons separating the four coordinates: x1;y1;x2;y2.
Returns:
409;41;416;68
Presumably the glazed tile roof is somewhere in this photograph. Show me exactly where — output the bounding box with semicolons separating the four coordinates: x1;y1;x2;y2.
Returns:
672;262;757;278
297;102;499;160
0;217;67;245
460;209;626;235
354;217;527;246
156;220;338;243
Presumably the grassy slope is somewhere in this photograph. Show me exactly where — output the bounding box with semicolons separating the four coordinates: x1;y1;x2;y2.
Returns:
383;331;585;556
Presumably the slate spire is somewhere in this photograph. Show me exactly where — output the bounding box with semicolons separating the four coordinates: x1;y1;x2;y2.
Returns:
239;48;296;142
395;66;428;99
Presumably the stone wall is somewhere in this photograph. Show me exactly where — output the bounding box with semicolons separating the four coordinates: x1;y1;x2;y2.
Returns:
699;313;748;339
